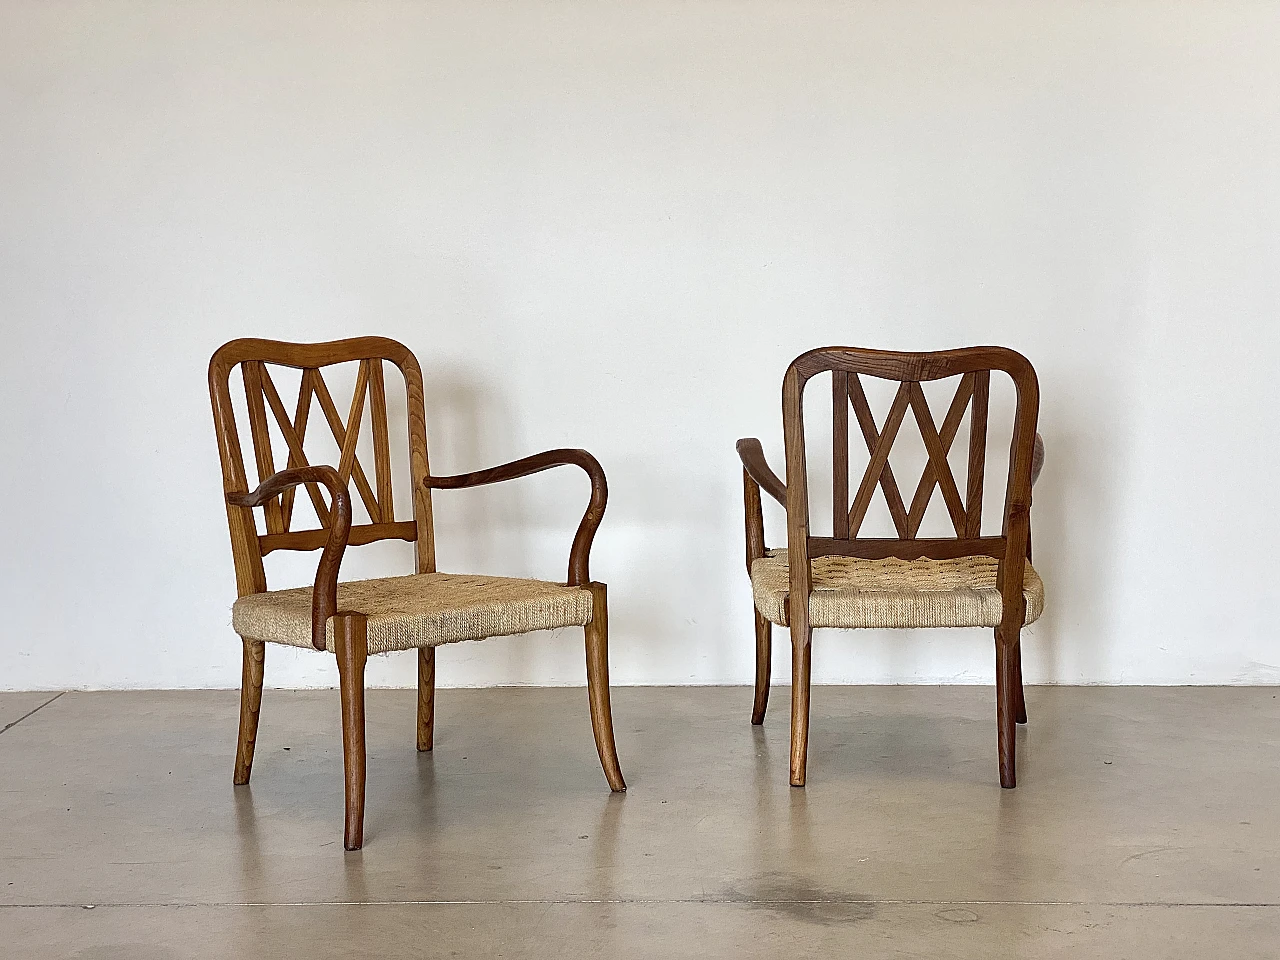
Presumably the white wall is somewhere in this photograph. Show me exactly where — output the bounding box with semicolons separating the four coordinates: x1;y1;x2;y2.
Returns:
3;1;1279;690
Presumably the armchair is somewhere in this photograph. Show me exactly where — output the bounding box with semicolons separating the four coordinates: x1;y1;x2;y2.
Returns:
738;346;1046;789
210;337;624;850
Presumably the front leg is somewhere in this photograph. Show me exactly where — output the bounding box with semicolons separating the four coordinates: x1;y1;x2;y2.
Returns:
789;622;812;786
334;613;369;849
233;638;265;784
584;583;625;791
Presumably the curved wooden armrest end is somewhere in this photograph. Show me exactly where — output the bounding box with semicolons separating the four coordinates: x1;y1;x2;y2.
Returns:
227;466;353;651
736;438;787;506
1032;433;1045;488
425;449;607;586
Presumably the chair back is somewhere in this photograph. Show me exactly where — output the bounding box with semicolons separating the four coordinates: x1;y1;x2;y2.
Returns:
780;346;1039;629
209;337;435;598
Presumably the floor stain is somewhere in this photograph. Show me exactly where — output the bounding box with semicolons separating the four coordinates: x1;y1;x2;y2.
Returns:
722;873;877;926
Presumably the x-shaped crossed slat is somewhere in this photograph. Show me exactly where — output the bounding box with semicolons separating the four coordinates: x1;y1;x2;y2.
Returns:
310;362;380;523
848;378;912;537
845;373;977;539
905;375;973;537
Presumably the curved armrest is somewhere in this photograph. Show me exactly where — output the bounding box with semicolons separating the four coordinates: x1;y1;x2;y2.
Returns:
736;438;787;506
228;466;352;651
1032;433;1045;487
425;449;607;586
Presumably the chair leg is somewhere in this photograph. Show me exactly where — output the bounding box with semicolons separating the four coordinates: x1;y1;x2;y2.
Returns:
333;613;369;850
417;647;435;751
995;628;1018;789
789;623;812;786
584;583;626;792
1012;640;1028;725
233;638;265;785
751;611;772;725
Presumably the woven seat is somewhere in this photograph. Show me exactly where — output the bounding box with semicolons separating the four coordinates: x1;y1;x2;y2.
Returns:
233;572;593;655
750;550;1044;630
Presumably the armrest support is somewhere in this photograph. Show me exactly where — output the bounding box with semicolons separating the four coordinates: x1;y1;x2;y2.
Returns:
424;449;607;586
228;466;352;651
1032;433;1045;487
736;438;787;506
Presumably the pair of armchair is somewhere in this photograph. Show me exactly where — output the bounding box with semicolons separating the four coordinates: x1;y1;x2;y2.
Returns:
210;338;1043;850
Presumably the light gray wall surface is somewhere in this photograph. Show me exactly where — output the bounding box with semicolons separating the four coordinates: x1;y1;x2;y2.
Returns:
3;1;1278;688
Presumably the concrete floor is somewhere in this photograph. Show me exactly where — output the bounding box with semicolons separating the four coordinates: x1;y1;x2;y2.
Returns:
1;686;1277;958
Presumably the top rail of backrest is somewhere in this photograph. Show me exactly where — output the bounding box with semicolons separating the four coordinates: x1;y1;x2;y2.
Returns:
209;336;423;381
209;337;435;584
787;344;1037;389
780;345;1039;565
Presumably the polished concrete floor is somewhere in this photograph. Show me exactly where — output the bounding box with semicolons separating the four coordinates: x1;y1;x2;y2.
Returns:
1;685;1278;957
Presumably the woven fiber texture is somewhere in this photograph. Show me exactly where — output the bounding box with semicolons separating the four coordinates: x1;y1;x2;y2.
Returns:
233;572;594;654
751;550;1044;629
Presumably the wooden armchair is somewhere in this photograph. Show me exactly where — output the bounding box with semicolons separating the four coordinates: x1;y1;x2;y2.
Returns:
738;346;1045;789
209;337;625;850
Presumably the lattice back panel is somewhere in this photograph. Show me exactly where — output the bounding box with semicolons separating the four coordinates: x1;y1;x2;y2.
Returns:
239;358;396;536
832;370;991;541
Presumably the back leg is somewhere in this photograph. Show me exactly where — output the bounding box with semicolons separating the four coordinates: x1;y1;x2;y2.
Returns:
995;628;1018;788
751;611;772;724
417;647;435;751
1012;640;1027;724
234;638;265;785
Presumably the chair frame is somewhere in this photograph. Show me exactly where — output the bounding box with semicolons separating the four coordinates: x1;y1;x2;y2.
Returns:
209;336;624;850
737;346;1043;789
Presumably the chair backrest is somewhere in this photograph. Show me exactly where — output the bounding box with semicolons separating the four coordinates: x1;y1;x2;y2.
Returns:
209;337;435;598
780;346;1039;615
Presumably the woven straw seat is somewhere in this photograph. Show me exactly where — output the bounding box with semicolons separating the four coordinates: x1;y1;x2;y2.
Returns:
233;572;593;655
750;550;1044;630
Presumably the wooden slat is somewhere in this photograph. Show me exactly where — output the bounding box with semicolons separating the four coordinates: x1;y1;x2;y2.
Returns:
278;367;316;531
848;381;911;537
808;536;1006;561
965;370;990;537
367;359;394;523
241;362;285;535
848;375;910;537
335;360;372;508
311;366;380;523
832;370;850;538
260;520;419;556
906;373;974;537
259;366;331;527
258;364;316;532
400;352;437;575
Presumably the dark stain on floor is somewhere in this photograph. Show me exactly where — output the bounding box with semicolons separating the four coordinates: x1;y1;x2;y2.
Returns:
721;873;878;926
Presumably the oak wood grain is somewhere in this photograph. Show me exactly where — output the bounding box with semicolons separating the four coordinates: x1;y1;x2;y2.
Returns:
233;639;264;785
